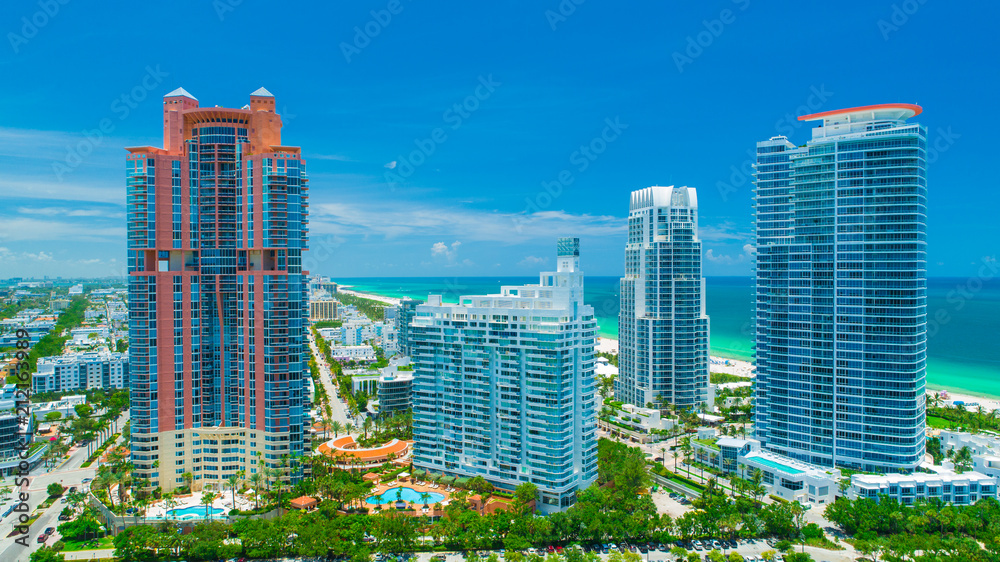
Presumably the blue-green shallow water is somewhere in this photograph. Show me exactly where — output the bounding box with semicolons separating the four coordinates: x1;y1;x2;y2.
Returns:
337;276;1000;400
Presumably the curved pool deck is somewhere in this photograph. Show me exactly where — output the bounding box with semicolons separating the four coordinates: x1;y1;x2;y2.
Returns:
366;486;445;505
315;435;411;465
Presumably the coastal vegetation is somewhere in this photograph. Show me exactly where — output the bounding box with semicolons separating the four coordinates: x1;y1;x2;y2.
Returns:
927;393;1000;432
6;296;87;385
334;292;387;321
710;372;751;385
105;438;941;562
824;495;1000;560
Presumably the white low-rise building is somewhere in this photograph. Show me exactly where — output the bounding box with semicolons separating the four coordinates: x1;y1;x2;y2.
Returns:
70;326;110;345
610;403;675;432
33;350;129;393
329;345;376;362
740;450;840;505
32;394;88;420
939;430;1000;479
106;301;128;322
848;471;998;506
692;436;841;505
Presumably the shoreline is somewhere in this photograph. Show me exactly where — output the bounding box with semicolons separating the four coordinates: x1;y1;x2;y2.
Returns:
597;336;1000;408
338;287;402;306
338;285;1000;406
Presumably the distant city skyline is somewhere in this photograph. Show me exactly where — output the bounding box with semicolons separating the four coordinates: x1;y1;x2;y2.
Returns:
2;2;998;279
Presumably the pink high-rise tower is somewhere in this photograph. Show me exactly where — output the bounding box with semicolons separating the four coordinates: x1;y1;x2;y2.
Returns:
127;87;308;492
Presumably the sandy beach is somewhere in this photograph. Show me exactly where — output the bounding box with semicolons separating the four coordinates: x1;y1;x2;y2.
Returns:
338;287;402;306
930;389;1000;413
596;337;1000;412
597;336;756;378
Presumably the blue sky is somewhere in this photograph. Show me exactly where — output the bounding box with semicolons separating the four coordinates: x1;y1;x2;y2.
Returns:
1;0;997;279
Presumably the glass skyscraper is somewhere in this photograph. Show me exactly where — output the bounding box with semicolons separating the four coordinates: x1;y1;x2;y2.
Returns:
411;238;598;513
616;186;709;411
127;87;308;492
753;104;927;472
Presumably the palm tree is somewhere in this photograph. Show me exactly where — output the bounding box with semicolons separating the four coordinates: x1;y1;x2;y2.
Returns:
362;417;374;440
751;469;765;503
789;501;805;552
249;472;264;509
954;446;974;474
182;471;193;493
346;423;355;436
115;461;135;505
202;490;217;521
276;455;290;516
94;467;115;508
331;420;343;438
227;473;241;508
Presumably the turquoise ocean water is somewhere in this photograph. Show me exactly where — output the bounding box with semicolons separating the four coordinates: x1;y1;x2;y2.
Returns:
337;276;1000;400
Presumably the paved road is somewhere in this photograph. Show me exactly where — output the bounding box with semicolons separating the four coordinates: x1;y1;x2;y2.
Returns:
396;543;857;562
308;330;363;431
0;411;128;562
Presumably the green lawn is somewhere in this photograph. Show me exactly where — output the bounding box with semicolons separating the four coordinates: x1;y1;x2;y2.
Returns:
694;438;720;450
59;535;114;551
927;415;960;429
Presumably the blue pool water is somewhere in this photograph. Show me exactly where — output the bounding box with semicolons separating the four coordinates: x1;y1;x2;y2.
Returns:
751;457;804;475
366;487;445;505
164;505;226;519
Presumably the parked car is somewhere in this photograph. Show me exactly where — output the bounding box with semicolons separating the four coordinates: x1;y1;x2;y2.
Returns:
44;527;55;535
37;534;49;544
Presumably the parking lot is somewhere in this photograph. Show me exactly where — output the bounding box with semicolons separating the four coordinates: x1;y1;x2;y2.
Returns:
366;538;856;562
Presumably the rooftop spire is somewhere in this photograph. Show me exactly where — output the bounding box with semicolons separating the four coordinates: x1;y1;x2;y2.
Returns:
164;87;197;100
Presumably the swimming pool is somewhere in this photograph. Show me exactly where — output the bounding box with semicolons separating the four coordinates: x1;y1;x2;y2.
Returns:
366;487;445;505
157;505;227;520
751;456;804;475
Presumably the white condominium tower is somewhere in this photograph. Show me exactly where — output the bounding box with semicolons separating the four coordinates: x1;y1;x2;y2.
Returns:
616;186;710;410
753;104;927;472
411;238;598;513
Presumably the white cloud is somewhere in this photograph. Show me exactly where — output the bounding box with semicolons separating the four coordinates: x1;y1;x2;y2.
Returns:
431;241;462;262
384;161;397;169
699;222;748;242
0;217;125;242
0;176;126;205
309;153;356;162
518;255;547;267
17;206;122;218
705;244;755;265
309;201;625;244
